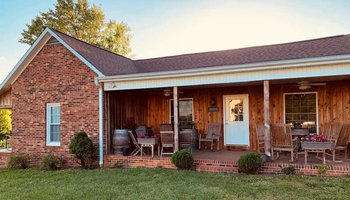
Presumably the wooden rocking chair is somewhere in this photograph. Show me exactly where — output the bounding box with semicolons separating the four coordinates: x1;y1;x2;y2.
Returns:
198;123;221;151
255;123;265;153
329;124;350;161
271;124;300;162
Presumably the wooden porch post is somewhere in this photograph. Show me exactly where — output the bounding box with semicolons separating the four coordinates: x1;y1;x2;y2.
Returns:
173;86;179;152
263;80;271;159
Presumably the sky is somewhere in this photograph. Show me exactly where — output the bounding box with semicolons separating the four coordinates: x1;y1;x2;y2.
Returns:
1;0;350;83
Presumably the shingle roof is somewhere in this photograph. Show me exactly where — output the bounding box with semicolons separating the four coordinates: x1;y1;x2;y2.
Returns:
51;29;137;76
52;29;350;76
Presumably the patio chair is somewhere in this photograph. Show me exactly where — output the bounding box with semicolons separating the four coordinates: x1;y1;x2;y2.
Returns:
322;123;342;140
160;124;174;156
180;129;193;152
198;123;221;151
271;124;299;162
128;131;142;156
160;131;174;156
329;124;350;161
135;125;147;138
255;123;265;153
160;124;173;132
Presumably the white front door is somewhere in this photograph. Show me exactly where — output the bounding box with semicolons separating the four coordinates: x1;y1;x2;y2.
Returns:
224;94;250;146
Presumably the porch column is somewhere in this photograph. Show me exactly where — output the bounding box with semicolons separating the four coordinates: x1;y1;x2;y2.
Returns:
263;80;271;159
99;85;104;166
173;86;179;152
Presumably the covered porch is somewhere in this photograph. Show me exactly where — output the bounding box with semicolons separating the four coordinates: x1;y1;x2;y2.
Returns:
102;75;350;169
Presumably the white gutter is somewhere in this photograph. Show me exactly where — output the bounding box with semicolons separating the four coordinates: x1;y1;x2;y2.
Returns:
99;86;103;166
96;54;350;83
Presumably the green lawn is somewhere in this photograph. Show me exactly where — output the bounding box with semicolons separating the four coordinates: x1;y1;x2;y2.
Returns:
0;168;349;200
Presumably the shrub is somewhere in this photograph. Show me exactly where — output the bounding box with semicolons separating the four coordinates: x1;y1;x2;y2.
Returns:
7;153;30;169
171;149;194;170
69;131;98;169
315;165;328;175
40;152;62;170
281;166;296;175
237;152;263;174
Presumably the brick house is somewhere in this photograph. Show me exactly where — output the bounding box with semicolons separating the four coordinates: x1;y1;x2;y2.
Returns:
1;28;350;172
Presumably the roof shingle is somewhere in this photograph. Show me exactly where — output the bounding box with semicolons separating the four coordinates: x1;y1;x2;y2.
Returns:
52;29;350;76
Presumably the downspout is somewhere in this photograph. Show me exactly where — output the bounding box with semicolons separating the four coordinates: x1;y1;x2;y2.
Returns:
99;85;104;167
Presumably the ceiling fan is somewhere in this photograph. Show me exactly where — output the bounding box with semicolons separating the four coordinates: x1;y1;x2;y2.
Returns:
163;88;184;96
294;81;326;90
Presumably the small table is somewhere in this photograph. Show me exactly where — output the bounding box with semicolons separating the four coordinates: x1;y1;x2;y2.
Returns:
301;141;334;165
138;138;160;157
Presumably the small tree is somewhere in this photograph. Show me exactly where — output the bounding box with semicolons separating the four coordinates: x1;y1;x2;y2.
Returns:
69;131;97;169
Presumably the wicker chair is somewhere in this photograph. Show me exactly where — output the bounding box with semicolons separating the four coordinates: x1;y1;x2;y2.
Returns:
128;131;142;156
255;123;265;153
180;129;193;152
160;124;174;156
198;123;221;151
271;124;300;162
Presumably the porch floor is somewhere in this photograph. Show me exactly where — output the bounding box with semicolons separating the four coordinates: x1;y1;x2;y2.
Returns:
192;149;350;166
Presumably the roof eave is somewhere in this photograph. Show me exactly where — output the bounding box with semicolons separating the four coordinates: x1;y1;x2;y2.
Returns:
96;54;350;83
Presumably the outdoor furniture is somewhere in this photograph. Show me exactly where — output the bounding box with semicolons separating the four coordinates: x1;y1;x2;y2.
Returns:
322;123;342;140
198;123;221;151
138;138;160;157
301;141;334;165
255;123;265;153
135;125;147;138
180;129;193;152
329;124;350;161
128;131;142;156
291;128;309;138
160;131;174;156
271;124;300;162
160;124;174;156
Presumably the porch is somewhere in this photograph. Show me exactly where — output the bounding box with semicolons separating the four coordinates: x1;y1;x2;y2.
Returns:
102;75;350;175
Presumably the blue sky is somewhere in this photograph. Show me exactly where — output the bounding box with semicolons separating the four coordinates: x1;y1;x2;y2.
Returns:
1;0;350;83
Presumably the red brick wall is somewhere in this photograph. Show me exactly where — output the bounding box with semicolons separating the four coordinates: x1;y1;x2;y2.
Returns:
104;155;350;177
11;42;99;166
0;153;10;167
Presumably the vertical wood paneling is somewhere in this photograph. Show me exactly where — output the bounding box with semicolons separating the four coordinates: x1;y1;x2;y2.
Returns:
105;80;350;152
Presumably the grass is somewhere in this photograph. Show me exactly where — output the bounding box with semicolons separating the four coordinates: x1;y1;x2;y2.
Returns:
0;168;349;200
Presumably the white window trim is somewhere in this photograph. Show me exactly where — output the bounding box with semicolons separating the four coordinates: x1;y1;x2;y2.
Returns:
46;103;61;146
169;98;195;123
283;92;318;134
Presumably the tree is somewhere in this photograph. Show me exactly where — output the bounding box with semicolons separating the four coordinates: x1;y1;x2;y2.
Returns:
20;0;132;56
0;109;11;135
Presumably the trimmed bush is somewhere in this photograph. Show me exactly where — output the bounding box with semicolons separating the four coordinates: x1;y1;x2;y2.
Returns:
7;153;30;169
69;131;98;169
237;152;263;174
315;165;328;175
171;149;194;170
281;166;296;175
40;152;62;170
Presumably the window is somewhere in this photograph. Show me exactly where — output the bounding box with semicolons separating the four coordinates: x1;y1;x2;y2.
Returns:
229;98;244;121
284;93;317;133
170;99;194;130
46;103;60;146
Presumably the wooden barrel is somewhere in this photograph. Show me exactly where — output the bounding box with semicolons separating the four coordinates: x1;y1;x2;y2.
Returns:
113;129;130;155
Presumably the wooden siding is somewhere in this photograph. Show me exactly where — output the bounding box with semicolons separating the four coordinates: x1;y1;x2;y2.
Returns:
105;80;350;151
0;89;11;108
